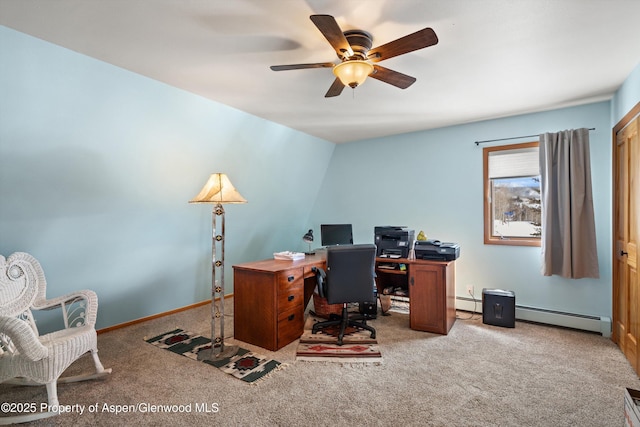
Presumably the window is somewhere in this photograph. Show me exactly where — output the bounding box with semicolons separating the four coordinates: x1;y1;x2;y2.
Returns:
483;141;541;246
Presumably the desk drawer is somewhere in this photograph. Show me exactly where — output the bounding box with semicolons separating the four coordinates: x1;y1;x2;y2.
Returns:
277;307;304;347
277;268;303;291
304;261;325;278
276;267;304;320
277;281;303;311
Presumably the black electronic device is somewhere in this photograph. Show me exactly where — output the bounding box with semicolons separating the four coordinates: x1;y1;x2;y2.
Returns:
359;300;377;318
374;226;415;258
359;283;378;318
320;224;354;246
482;289;515;328
414;240;460;261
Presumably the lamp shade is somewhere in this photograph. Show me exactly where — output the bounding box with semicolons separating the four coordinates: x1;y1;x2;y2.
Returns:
333;60;374;88
303;229;314;243
189;173;247;204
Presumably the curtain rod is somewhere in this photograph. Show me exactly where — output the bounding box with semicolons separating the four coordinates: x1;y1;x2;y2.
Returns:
474;128;595;146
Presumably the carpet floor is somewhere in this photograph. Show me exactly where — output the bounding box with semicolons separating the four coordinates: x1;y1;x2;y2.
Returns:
1;300;639;426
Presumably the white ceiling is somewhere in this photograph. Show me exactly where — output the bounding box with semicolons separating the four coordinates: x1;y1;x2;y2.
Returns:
2;0;640;143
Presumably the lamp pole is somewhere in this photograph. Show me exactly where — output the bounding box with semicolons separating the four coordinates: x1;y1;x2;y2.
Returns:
197;202;237;360
190;173;246;361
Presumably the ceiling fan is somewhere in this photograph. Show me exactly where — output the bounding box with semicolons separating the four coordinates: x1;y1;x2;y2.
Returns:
270;14;438;97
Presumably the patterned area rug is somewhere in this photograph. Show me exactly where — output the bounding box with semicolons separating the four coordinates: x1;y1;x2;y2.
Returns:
296;316;382;363
145;328;284;384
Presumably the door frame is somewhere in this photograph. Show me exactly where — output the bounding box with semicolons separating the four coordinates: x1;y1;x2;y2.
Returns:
612;101;640;347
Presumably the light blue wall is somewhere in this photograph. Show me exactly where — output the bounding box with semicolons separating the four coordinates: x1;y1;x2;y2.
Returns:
612;61;640;125
2;23;638;330
0;26;335;329
309;102;613;318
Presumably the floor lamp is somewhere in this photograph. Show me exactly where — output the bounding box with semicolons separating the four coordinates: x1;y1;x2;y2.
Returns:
189;173;247;360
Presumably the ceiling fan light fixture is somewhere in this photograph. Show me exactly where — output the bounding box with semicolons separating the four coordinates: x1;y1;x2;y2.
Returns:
333;60;374;88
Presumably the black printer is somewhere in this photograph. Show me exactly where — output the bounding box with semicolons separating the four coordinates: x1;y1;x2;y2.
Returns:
414;240;460;261
374;226;415;258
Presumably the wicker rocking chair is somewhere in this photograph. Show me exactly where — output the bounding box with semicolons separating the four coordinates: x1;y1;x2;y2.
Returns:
0;252;111;424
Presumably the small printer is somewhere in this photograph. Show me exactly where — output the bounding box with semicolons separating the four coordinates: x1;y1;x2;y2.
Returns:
374;226;415;258
414;240;460;261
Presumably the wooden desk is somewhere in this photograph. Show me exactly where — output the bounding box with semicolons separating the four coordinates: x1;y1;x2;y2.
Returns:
233;253;325;351
233;253;456;351
376;258;456;335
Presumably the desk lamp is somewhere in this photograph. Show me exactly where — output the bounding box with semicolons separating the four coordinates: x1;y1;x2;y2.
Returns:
303;229;314;255
189;173;247;360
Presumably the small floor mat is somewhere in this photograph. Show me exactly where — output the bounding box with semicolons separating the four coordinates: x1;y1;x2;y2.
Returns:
145;328;284;384
296;316;382;363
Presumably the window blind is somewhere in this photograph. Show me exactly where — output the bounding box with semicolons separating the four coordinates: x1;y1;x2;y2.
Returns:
488;146;540;179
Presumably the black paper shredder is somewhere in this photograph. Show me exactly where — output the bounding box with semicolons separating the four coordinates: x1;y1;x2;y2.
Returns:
482;288;515;328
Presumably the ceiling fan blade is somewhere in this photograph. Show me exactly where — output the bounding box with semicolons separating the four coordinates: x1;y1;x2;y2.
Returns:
369;65;416;89
325;78;345;97
270;62;334;71
310;15;354;59
368;28;438;62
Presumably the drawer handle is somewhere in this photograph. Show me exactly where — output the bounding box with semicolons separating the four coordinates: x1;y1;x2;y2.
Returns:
288;314;295;321
287;275;295;282
288;295;295;302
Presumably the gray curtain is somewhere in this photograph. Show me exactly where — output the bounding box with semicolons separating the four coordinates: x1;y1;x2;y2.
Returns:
539;128;599;278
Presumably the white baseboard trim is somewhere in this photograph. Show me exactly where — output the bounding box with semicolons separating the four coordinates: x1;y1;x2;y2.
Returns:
456;296;612;337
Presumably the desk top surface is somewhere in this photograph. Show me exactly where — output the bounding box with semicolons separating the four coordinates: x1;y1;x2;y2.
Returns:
233;252;326;273
233;250;453;273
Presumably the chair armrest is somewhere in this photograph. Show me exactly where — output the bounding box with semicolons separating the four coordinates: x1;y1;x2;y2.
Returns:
32;290;99;328
0;316;48;361
312;266;327;298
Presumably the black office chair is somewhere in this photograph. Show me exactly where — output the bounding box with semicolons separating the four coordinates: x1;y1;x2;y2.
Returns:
312;244;377;345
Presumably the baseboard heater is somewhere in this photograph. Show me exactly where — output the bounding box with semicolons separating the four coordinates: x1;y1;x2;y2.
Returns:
455;296;612;337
